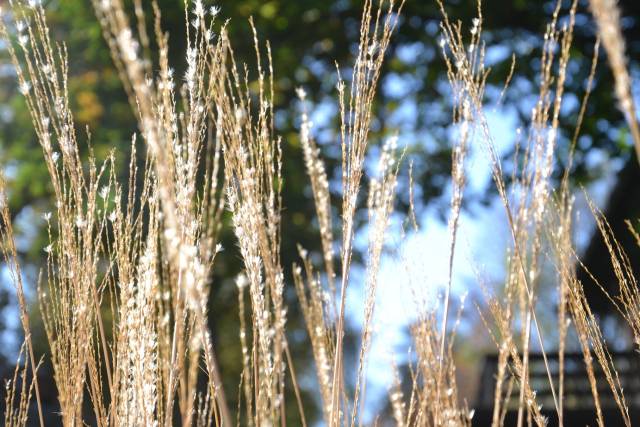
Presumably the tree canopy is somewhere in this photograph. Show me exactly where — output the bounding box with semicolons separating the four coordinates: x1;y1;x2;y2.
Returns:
1;0;639;423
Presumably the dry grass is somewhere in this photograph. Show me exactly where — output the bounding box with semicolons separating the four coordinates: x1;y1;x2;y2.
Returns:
1;0;640;426
589;0;640;161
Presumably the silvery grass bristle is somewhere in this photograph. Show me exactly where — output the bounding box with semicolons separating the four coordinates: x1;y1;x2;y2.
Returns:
2;0;640;426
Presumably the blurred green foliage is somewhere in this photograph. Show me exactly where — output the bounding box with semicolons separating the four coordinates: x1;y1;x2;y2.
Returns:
1;0;640;423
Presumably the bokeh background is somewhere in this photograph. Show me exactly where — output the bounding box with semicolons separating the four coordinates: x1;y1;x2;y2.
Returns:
1;0;640;424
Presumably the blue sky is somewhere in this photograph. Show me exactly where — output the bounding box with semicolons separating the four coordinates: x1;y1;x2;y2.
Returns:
348;99;625;420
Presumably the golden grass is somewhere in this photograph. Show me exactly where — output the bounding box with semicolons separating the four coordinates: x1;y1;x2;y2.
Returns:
1;0;640;426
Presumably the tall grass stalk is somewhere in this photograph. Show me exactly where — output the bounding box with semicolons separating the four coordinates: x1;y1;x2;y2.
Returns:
1;0;640;426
